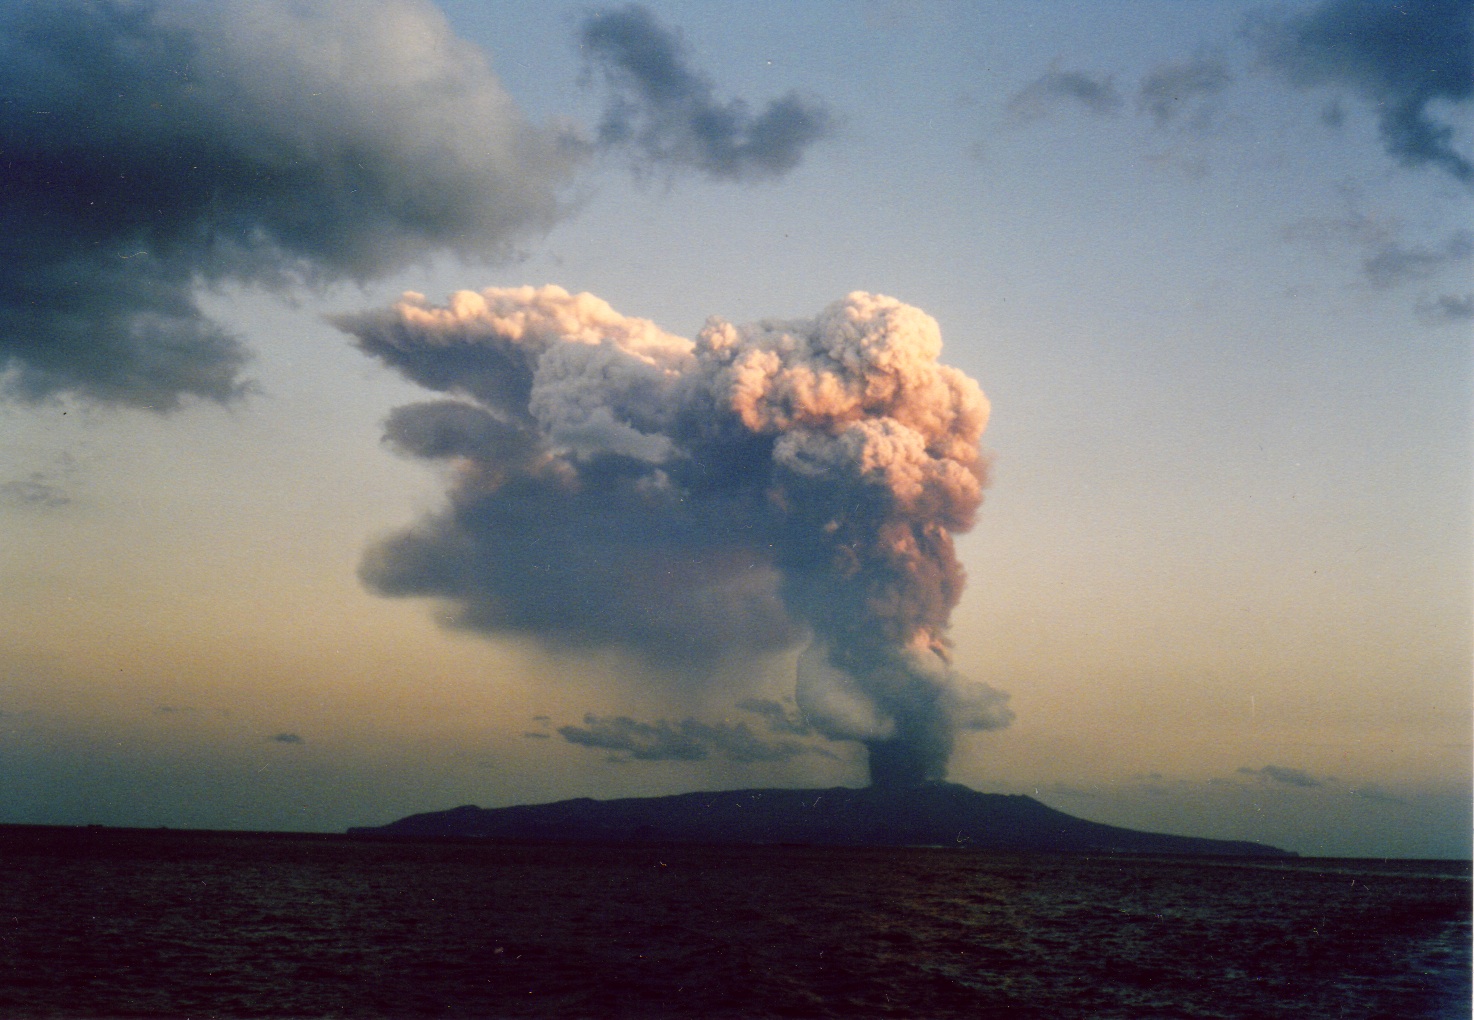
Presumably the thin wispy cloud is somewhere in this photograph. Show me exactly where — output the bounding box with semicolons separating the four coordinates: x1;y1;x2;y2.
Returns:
1008;0;1471;191
1283;193;1470;309
1005;57;1231;132
1005;70;1123;124
0;472;71;509
557;707;832;765
1238;764;1324;788
1249;0;1474;183
1416;293;1474;323
735;698;813;737
1137;55;1233;128
1281;203;1399;252
1362;231;1473;290
1350;784;1408;806
578;5;833;181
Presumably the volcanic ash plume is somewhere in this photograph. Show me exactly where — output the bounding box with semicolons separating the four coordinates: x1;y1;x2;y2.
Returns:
335;287;1012;785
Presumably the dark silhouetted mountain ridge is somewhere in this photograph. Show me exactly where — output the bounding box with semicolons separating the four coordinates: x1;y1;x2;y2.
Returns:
349;783;1292;856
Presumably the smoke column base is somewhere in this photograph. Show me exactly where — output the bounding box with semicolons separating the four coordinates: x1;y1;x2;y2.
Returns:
865;739;940;788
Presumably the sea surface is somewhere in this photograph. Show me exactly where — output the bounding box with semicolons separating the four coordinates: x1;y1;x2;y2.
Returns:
0;826;1467;1019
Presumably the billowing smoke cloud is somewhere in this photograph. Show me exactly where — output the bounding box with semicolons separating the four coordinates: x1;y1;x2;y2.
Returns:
1005;71;1123;124
1250;0;1473;183
0;0;573;408
578;5;833;181
335;286;1011;786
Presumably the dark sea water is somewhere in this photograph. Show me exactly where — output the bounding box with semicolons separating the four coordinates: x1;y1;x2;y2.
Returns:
0;826;1467;1019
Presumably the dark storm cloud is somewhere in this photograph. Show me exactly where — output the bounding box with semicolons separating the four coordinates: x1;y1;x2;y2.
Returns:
336;286;1010;786
0;0;573;409
1137;55;1233;126
268;733;304;745
355;418;801;663
1238;764;1323;788
1249;0;1474;182
557;712;825;764
578;5;833;181
1362;231;1473;289
1005;70;1123;123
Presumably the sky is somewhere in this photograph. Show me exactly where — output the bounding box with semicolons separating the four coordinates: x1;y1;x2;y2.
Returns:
0;0;1469;858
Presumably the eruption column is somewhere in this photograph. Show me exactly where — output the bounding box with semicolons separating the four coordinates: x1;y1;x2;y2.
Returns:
335;287;1012;784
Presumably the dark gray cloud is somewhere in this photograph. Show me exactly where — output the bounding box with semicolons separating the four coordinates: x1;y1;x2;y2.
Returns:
1137;55;1233;126
356;414;801;663
1250;0;1474;182
1283;199;1471;305
578;5;833;181
336;286;1010;786
1362;231;1473;289
268;733;304;745
0;0;573;409
1005;71;1123;123
1238;764;1323;788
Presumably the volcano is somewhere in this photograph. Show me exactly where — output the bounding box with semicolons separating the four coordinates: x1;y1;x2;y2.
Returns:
348;783;1291;856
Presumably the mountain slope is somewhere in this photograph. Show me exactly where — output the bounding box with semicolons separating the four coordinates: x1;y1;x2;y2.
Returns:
348;783;1292;856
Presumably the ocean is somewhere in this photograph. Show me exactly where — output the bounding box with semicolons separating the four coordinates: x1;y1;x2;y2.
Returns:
0;826;1467;1018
